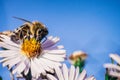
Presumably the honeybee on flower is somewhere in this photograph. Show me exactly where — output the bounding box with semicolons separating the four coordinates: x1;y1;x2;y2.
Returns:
0;18;66;79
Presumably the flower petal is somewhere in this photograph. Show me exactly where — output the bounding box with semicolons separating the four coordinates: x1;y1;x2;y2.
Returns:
109;71;120;78
110;54;120;65
0;50;18;57
0;35;19;47
74;67;79;80
62;64;68;80
24;59;30;75
43;50;66;55
43;45;64;50
39;58;62;68
104;63;120;71
42;37;60;49
85;76;96;80
31;59;46;76
78;69;86;80
69;65;75;80
1;54;22;67
12;61;26;74
0;42;19;50
42;53;65;62
34;58;54;73
55;66;64;80
47;74;57;80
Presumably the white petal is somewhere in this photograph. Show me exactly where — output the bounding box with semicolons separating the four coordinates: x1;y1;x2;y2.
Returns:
62;64;68;80
47;36;53;40
109;71;120;78
69;65;75;80
2;54;22;67
52;37;60;42
0;50;18;57
57;45;64;49
0;52;20;62
43;50;66;55
0;54;17;63
38;58;62;68
85;76;96;80
43;45;64;50
47;74;57;80
75;67;79;80
78;69;86;80
34;58;54;73
42;53;65;62
0;42;19;50
0;34;10;39
110;54;120;65
37;58;54;69
31;59;46;75
0;35;19;47
104;63;120;71
31;64;37;78
8;57;23;70
24;59;30;75
12;61;26;74
55;66;64;80
16;74;23;78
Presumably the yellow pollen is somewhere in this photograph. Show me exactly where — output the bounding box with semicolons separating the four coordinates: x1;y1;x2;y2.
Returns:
21;38;42;58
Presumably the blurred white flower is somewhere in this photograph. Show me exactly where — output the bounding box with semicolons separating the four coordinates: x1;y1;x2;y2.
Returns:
69;51;87;65
69;51;87;73
47;64;96;80
0;35;66;78
104;53;120;78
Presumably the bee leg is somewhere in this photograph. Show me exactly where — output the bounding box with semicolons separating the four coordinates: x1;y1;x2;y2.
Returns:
27;29;31;36
33;31;37;39
25;29;31;40
19;31;24;40
41;37;47;44
36;36;41;42
10;35;17;42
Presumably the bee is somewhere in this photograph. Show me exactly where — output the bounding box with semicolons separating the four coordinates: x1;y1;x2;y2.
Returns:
10;17;48;43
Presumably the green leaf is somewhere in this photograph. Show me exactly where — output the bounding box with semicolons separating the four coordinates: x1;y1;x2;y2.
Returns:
105;72;117;80
0;76;2;80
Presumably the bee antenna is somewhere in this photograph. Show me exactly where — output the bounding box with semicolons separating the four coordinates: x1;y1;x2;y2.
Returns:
13;16;32;24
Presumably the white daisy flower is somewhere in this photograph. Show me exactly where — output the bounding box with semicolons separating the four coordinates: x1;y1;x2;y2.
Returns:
0;34;66;78
104;53;120;78
46;64;96;80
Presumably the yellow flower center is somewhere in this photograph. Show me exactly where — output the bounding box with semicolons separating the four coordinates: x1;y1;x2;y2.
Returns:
21;38;42;58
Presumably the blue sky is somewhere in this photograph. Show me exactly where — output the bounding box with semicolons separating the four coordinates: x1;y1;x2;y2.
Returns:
0;0;120;80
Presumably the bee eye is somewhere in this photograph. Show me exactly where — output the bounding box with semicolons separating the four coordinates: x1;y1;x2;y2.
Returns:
38;29;42;34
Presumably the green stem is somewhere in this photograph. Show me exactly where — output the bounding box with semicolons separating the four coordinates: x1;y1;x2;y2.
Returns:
0;76;2;80
74;58;85;73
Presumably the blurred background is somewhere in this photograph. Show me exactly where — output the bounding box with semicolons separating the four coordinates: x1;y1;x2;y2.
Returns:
0;0;120;80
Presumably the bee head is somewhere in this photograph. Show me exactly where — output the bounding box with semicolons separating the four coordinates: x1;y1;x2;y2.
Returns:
35;23;48;41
